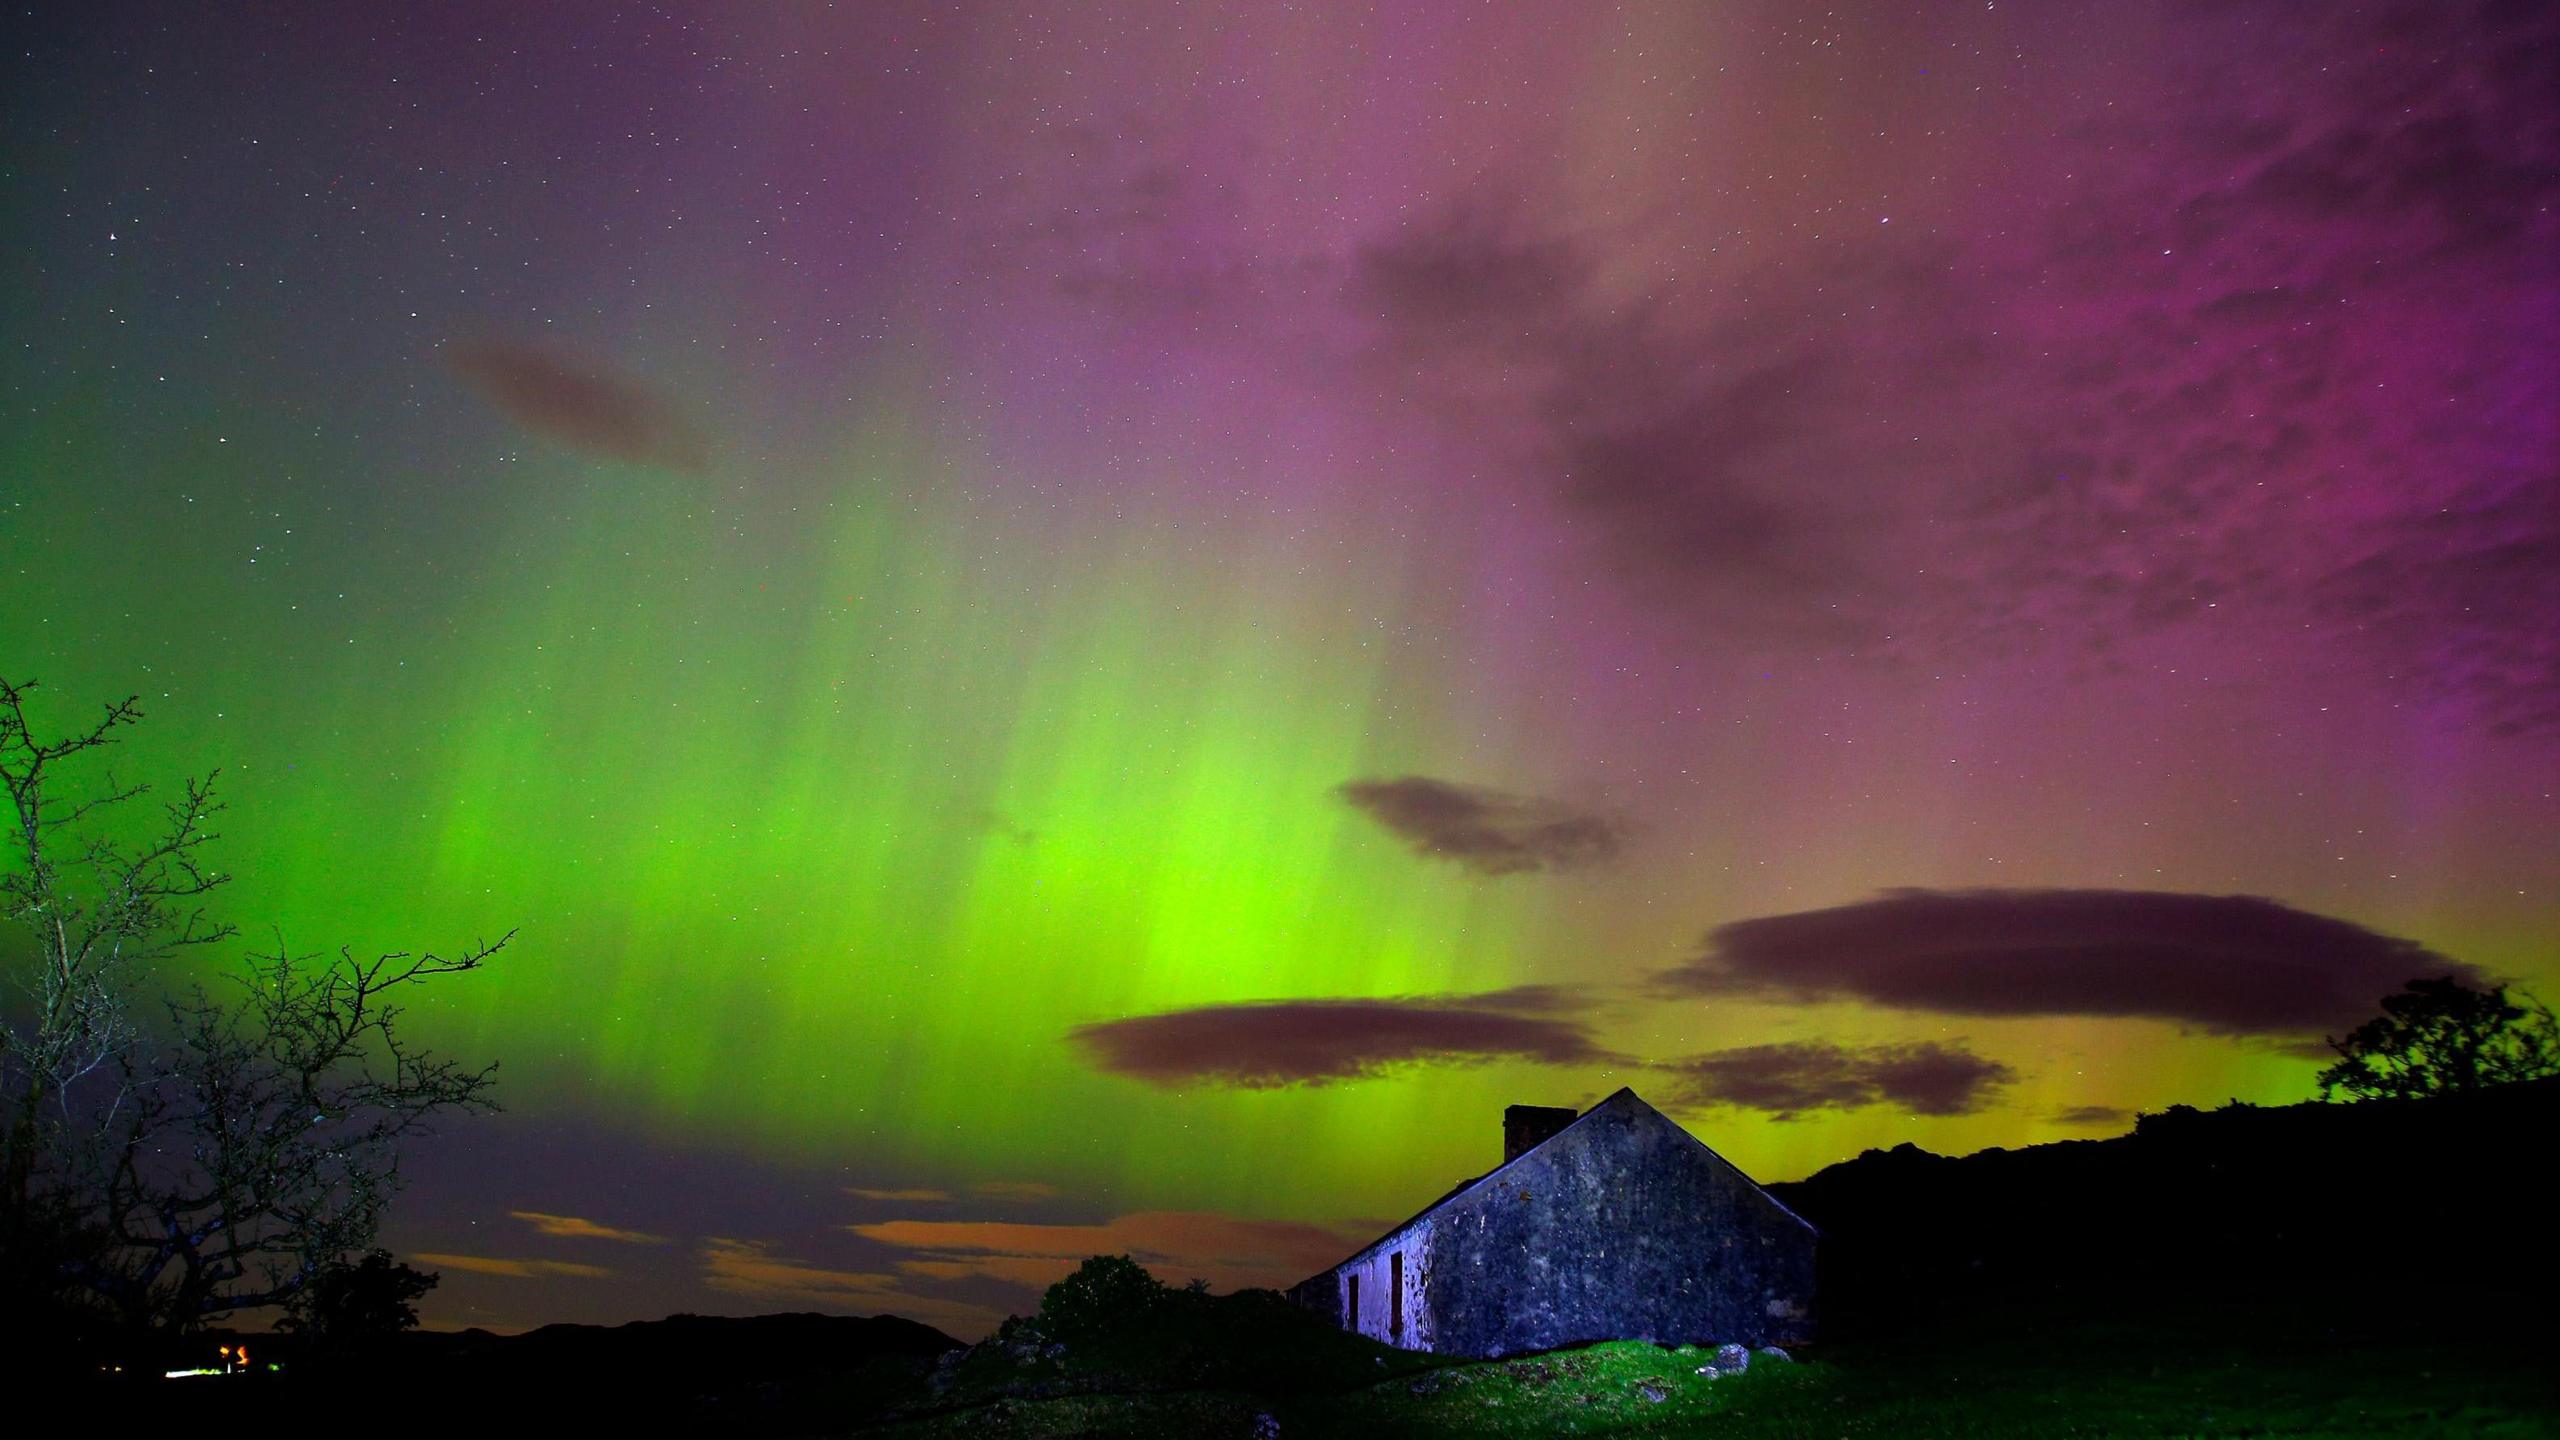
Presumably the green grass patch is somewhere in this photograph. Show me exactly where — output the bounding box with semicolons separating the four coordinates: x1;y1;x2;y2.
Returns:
865;1321;2559;1438
1301;1339;1806;1437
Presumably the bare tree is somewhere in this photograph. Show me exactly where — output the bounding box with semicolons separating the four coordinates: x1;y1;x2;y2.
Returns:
1;677;503;1336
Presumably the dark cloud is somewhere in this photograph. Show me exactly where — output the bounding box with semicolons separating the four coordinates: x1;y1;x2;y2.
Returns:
1068;987;1620;1089
1341;1;2560;735
445;339;707;472
1337;776;1625;877
1345;201;1590;352
962;807;1040;848
2052;1105;2133;1129
966;120;1287;320
1442;983;1586;1015
1660;888;2486;1037
1662;1040;2016;1121
970;1180;1062;1203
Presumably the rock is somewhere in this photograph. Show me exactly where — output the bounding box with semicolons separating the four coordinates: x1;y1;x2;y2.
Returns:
1694;1363;1722;1379
1755;1345;1792;1363
1637;1381;1670;1403
1250;1413;1281;1439
1714;1342;1751;1373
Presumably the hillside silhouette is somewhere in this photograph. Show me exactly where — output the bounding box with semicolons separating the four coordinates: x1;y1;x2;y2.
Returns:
1770;1077;2560;1338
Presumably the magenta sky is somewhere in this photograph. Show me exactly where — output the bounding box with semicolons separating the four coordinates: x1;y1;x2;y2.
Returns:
4;0;2553;1336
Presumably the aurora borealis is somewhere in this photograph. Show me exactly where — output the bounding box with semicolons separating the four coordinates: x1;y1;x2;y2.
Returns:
4;0;2554;1336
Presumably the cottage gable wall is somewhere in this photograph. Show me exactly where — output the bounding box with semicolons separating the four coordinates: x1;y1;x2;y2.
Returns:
1427;1091;1812;1354
1295;1089;1815;1357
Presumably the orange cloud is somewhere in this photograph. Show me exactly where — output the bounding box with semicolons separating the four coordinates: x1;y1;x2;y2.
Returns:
699;1238;998;1336
848;1210;1359;1294
509;1210;670;1244
701;1237;900;1300
413;1252;614;1280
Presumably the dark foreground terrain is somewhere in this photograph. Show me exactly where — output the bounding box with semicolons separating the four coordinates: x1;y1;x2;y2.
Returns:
881;1320;2560;1439
85;1083;2560;1437
102;1307;2560;1438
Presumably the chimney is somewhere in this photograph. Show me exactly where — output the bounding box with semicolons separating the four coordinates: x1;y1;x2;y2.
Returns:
1503;1104;1579;1164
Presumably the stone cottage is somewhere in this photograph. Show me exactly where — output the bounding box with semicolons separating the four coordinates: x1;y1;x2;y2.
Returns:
1287;1088;1815;1356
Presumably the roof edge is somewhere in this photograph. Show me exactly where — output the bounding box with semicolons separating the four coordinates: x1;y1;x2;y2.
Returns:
1290;1086;1812;1288
1292;1092;1627;1284
1610;1088;1820;1237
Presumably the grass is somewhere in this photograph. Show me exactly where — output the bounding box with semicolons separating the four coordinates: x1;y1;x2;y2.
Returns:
861;1318;2560;1438
1299;1340;1808;1438
1306;1329;2560;1439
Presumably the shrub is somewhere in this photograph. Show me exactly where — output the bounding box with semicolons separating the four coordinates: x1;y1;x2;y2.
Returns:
1037;1254;1170;1341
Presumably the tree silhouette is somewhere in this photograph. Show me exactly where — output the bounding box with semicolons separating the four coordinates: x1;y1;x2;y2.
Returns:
282;1249;439;1349
2318;977;2560;1101
1;678;502;1340
1038;1254;1169;1340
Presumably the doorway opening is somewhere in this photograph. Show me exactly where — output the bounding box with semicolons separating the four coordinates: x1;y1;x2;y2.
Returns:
1390;1251;1404;1342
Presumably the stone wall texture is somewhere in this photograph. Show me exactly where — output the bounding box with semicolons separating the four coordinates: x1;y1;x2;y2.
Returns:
1296;1089;1816;1357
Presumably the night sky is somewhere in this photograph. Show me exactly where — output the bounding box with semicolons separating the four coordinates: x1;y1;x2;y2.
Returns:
4;1;2554;1337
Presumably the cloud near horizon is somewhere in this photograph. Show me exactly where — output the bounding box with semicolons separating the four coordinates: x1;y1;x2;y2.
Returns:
850;1210;1360;1294
1068;985;1619;1089
1337;776;1626;876
2053;1104;2134;1128
510;1210;670;1245
1663;1040;2017;1121
700;1238;999;1335
1659;888;2483;1037
412;1252;614;1280
445;338;708;473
